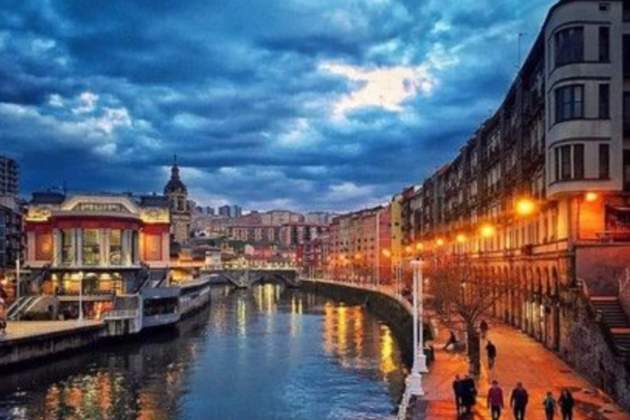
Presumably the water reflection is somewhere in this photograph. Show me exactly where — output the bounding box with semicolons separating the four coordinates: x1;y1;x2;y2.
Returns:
0;284;406;420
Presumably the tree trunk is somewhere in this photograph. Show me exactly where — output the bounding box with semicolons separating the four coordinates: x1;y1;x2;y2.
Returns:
467;323;481;376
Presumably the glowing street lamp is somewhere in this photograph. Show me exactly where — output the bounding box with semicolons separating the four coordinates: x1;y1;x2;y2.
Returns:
456;233;467;244
515;197;537;217
382;248;391;258
415;242;424;252
435;238;445;247
405;245;413;255
480;224;496;238
585;192;599;202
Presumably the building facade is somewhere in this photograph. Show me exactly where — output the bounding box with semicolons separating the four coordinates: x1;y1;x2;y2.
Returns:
0;198;22;270
0;155;18;197
24;193;170;296
406;0;630;407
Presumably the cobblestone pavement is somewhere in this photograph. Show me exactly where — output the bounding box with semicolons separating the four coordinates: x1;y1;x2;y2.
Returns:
409;321;630;420
0;320;103;341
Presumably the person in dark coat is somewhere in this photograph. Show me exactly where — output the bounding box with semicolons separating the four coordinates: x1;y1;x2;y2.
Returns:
480;319;489;339
443;330;458;350
452;375;463;414
486;340;497;369
460;374;477;414
543;391;557;420
487;380;504;420
558;389;574;420
510;382;529;420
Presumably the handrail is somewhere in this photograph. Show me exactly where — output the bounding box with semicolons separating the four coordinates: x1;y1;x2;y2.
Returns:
103;309;139;320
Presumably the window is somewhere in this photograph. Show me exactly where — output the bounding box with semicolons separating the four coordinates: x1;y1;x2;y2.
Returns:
574;144;584;179
625;36;630;77
599;27;610;62
599;84;610;119
625;92;630;137
555;85;583;122
560;145;571;180
109;229;122;265
599;144;610;179
82;229;100;266
554;144;585;181
61;229;73;265
554;27;584;66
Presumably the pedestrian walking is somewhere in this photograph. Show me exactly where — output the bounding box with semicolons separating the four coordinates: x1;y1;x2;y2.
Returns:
443;330;458;351
543;391;557;420
460;374;477;415
452;375;462;415
509;382;529;420
480;319;489;339
558;389;574;420
487;380;504;420
486;340;497;369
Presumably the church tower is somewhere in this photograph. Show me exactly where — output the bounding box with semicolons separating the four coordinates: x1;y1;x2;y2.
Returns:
164;155;191;244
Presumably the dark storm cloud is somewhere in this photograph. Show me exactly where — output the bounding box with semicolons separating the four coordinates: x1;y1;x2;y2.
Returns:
0;0;554;211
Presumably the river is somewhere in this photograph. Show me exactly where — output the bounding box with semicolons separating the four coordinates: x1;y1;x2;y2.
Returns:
0;284;407;420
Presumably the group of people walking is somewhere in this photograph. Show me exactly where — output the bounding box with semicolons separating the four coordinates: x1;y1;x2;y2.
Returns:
454;378;575;419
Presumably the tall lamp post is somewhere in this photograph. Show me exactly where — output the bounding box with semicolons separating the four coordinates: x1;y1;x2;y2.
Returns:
406;258;428;396
78;271;84;322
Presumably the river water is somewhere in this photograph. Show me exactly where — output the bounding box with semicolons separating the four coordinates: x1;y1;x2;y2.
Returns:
0;284;407;420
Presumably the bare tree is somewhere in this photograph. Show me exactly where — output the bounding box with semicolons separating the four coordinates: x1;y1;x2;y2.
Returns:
429;254;506;375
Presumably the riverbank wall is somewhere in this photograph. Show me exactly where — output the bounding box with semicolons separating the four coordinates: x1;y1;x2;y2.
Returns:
0;322;105;369
301;279;414;369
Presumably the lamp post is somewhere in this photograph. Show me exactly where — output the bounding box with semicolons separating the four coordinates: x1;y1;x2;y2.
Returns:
78;271;84;322
406;258;428;396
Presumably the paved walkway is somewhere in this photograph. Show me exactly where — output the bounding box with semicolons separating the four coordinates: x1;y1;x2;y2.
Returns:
410;321;630;419
0;320;103;342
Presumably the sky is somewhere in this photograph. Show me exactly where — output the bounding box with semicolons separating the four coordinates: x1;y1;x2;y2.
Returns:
1;0;555;212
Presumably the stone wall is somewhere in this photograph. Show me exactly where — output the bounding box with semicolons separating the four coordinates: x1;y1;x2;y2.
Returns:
564;295;630;410
575;245;630;296
301;280;415;368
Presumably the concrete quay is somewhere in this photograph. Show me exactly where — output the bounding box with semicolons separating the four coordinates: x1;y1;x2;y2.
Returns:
0;320;105;368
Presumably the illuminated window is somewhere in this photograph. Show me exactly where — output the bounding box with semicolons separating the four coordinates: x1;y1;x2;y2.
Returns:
35;232;53;261
109;229;122;265
82;229;100;266
61;229;73;265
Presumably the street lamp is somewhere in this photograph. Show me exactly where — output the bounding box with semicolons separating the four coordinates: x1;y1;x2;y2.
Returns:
584;192;599;202
78;271;84;322
515;197;537;217
479;223;496;238
435;238;445;247
406;258;427;396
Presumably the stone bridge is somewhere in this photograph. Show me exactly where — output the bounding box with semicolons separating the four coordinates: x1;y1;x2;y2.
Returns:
205;269;300;289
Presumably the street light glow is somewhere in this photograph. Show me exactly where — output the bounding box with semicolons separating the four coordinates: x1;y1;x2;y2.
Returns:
415;242;424;251
456;233;467;243
382;248;391;258
435;238;445;247
515;197;537;216
405;245;413;254
585;192;599;202
480;224;496;238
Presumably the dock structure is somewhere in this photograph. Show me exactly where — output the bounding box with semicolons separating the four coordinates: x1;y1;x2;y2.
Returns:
0;320;105;368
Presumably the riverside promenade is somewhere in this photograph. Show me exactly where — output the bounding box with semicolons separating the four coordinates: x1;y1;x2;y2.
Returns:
407;321;630;419
303;278;630;420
